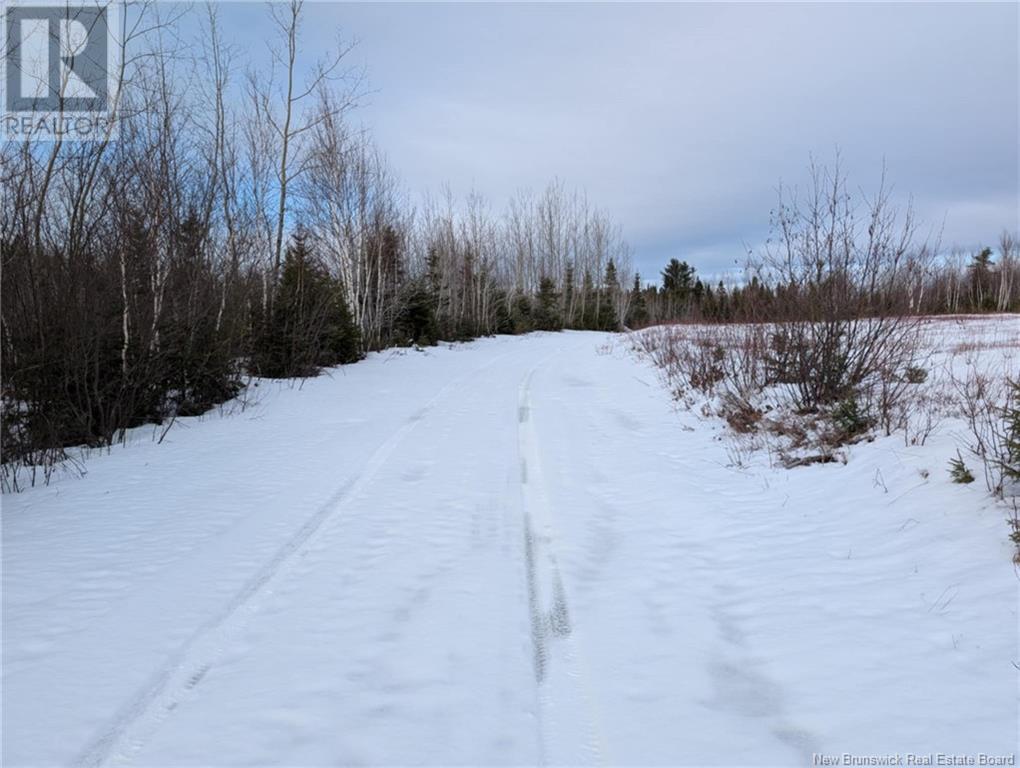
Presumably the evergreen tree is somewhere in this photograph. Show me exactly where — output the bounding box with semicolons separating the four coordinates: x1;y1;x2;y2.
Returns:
254;231;361;377
715;281;730;320
701;282;716;320
320;283;363;365
605;259;619;292
513;293;534;333
1002;379;1020;484
394;279;438;346
160;208;241;415
533;277;563;331
625;273;649;328
661;258;696;317
730;285;744;318
969;247;995;311
596;261;619;331
693;278;705;305
661;259;696;296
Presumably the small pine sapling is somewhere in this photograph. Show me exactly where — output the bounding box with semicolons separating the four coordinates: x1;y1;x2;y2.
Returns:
948;452;975;484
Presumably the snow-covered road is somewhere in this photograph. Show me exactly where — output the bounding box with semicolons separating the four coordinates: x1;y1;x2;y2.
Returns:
3;332;1016;766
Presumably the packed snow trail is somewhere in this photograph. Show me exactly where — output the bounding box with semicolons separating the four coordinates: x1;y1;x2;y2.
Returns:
2;332;1016;767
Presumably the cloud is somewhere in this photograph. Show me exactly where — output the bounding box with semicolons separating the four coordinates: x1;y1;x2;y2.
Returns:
221;2;1019;278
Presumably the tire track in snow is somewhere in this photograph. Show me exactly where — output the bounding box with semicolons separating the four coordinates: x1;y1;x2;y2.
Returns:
74;348;520;768
517;364;608;767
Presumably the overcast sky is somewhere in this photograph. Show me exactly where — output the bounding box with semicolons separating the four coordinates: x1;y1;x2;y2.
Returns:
213;1;1018;280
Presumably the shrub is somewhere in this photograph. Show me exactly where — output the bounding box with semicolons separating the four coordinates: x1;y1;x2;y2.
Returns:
904;366;929;384
952;363;1017;495
688;341;726;393
749;159;925;411
720;392;762;434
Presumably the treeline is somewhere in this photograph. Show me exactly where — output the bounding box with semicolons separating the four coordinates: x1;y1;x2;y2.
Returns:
0;2;632;486
629;232;1019;328
2;3;1015;489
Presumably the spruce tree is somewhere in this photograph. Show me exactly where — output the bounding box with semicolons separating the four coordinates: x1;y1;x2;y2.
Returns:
254;231;362;377
256;232;316;377
513;293;534;332
702;282;716;320
533;277;563;331
715;281;729;319
1002;380;1020;484
692;279;705;313
625;273;649;328
661;259;695;297
969;247;995;311
1002;380;1020;560
605;259;619;292
661;258;696;318
320;284;362;365
596;261;619;331
395;279;438;346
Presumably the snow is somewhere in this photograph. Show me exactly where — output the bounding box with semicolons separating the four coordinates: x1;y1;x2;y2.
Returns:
2;325;1017;767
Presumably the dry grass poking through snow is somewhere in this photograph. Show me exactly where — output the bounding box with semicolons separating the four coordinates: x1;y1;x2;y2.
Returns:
630;314;1020;559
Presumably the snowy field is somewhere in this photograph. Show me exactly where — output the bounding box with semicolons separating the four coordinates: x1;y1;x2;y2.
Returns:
2;321;1018;767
